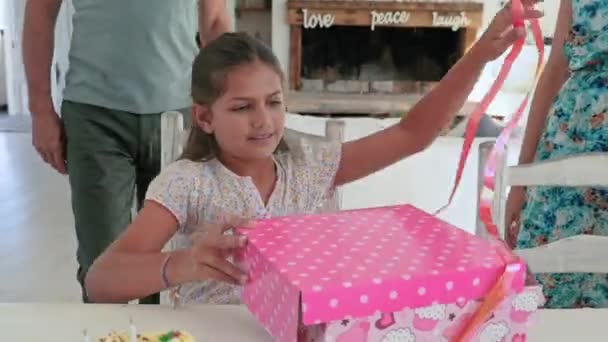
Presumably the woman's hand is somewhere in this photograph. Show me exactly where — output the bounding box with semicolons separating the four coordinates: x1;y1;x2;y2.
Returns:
185;217;254;285
472;1;543;63
505;186;526;248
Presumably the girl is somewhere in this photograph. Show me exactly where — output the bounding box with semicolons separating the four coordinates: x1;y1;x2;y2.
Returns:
505;0;608;308
85;5;541;305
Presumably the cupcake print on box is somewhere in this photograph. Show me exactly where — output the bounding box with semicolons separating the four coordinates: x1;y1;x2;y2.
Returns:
335;322;371;342
413;303;447;331
479;322;510;342
511;291;541;323
382;328;416;342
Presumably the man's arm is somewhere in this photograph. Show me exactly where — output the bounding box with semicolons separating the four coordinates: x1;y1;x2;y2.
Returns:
23;0;68;174
23;0;67;174
23;0;62;115
198;0;231;47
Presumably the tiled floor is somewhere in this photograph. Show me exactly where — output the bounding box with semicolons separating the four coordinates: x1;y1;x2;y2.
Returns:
0;131;82;302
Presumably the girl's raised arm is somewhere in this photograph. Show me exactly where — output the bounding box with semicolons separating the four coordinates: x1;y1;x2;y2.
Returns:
333;3;543;187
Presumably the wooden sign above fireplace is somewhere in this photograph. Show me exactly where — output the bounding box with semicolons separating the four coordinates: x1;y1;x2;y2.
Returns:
288;0;483;31
287;0;484;98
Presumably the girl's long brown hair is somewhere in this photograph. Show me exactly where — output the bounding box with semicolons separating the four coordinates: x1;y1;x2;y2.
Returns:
181;32;289;161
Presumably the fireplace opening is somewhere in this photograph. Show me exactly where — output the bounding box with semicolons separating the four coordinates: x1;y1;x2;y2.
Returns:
300;25;463;93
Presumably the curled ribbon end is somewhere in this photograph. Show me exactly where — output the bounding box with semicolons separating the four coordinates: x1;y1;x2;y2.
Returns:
506;263;522;273
511;0;526;28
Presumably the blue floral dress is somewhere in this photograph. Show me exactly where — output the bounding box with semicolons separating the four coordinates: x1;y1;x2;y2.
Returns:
516;0;608;308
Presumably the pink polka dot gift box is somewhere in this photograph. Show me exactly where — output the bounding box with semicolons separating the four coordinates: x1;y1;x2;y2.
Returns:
237;204;544;342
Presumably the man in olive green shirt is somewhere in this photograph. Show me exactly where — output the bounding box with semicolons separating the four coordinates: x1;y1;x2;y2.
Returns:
23;0;230;304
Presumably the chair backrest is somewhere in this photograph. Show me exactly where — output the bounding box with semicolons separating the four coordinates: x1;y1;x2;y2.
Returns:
481;148;608;274
283;119;345;212
160;111;189;169
476;141;510;239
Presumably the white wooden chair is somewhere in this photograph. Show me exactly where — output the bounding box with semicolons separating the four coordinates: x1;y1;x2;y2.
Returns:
476;141;510;238
160;111;189;169
477;143;608;274
158;110;345;304
505;153;608;273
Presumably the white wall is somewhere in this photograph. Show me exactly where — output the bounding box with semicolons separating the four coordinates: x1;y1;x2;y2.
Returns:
0;33;6;106
0;0;6;30
285;114;508;234
0;0;7;106
50;1;74;113
540;2;559;37
3;0;28;115
4;0;66;115
480;1;558;38
272;0;289;78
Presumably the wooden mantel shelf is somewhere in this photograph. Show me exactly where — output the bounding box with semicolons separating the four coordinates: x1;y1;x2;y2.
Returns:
288;0;483;12
287;1;483;28
287;1;483;29
285;91;479;116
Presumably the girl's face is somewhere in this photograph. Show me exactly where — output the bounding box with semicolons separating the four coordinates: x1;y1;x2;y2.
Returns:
194;60;285;162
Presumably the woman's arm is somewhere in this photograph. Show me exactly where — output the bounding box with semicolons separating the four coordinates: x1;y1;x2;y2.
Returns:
517;0;571;165
334;4;543;186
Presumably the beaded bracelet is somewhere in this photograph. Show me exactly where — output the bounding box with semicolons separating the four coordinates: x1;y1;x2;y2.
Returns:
160;253;173;289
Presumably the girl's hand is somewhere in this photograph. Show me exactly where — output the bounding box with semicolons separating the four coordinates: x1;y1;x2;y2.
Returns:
472;1;544;63
505;186;526;248
187;217;254;285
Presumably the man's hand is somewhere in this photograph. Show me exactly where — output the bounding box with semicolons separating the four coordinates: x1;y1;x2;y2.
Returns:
32;109;67;174
198;0;231;47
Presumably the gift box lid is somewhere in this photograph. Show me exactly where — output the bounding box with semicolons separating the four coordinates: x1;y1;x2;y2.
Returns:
238;204;526;341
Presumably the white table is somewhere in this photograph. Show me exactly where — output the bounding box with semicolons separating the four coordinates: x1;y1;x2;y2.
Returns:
0;303;606;341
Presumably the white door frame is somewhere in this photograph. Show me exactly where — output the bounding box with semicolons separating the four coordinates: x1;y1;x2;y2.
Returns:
51;0;74;114
4;0;28;116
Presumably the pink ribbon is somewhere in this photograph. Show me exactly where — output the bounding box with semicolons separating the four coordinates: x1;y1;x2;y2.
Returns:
437;3;545;339
436;0;545;242
480;17;545;238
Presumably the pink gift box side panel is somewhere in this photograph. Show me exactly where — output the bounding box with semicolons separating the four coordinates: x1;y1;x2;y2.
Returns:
309;285;545;342
300;265;526;325
241;240;301;342
239;204;529;341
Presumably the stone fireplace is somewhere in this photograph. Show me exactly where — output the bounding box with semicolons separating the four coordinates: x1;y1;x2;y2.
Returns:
287;0;483;96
